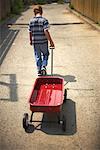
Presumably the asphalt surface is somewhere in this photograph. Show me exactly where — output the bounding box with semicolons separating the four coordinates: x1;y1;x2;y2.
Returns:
0;4;100;150
0;17;20;65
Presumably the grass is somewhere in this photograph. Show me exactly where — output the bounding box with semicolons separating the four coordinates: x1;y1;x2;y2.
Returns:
0;14;19;25
11;0;24;15
69;3;74;9
33;0;46;4
96;22;100;26
57;0;64;4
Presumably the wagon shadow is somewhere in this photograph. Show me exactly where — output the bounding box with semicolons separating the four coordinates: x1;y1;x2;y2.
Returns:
25;98;77;135
53;74;77;86
41;99;77;135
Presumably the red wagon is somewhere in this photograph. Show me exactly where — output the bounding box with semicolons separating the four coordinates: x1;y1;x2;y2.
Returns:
23;48;67;132
29;76;64;112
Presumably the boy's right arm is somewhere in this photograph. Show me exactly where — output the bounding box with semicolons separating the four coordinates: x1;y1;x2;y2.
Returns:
44;30;55;48
29;32;32;45
28;20;32;45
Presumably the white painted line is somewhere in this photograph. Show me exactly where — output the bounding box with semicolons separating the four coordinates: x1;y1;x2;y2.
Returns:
0;31;18;61
0;30;13;48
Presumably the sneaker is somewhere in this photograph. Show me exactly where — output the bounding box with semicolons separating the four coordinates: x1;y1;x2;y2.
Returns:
38;70;42;76
41;66;47;75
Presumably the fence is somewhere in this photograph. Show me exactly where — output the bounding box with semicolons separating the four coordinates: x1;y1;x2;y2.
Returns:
71;0;100;23
0;0;11;20
0;0;32;20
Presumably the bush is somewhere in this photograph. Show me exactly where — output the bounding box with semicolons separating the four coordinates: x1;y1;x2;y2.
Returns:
11;0;24;15
57;0;64;4
33;0;46;4
69;3;74;9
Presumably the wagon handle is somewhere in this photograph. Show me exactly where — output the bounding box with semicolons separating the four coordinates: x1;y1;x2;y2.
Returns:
49;47;55;75
49;47;55;49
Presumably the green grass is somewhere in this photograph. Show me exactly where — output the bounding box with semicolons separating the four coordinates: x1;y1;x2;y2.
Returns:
0;19;5;24
11;0;24;15
33;0;46;4
69;3;74;9
0;14;19;25
57;0;64;4
96;22;100;26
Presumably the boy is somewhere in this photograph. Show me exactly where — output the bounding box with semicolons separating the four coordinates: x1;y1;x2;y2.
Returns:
29;5;55;76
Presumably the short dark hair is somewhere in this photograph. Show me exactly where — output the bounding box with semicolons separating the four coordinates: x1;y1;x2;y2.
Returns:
33;5;43;15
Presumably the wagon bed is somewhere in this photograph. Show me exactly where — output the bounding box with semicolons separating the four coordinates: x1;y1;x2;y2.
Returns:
29;76;64;112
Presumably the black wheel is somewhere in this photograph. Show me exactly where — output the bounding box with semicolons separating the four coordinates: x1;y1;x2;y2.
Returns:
64;89;67;103
62;115;66;132
23;113;29;129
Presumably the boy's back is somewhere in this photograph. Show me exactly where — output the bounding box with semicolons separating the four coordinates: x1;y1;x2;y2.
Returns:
29;16;49;44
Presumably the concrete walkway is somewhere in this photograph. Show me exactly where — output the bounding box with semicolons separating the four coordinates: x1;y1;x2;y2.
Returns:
0;4;100;150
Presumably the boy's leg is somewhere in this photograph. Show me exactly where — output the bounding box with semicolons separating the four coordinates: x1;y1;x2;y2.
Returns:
33;44;42;74
40;42;49;69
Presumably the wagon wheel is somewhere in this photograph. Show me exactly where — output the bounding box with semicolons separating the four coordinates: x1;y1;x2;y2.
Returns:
62;115;66;132
23;113;29;130
64;89;67;103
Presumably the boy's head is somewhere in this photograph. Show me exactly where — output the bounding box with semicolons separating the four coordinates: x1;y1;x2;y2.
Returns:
33;5;43;16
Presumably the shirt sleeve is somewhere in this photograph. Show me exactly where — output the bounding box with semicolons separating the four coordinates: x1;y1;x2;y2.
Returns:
28;21;32;32
43;19;50;31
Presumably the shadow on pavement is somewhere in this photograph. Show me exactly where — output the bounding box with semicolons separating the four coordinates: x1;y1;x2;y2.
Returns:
25;99;77;135
50;22;84;26
41;99;77;135
0;74;18;101
0;16;20;65
53;74;77;86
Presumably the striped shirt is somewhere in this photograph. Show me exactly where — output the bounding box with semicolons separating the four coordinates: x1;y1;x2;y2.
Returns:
29;16;49;44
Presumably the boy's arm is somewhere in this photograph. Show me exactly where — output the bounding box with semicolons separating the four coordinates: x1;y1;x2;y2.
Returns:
44;30;55;48
29;32;32;45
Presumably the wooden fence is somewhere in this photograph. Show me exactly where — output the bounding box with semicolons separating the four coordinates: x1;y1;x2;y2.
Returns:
0;0;11;20
0;0;31;20
71;0;100;23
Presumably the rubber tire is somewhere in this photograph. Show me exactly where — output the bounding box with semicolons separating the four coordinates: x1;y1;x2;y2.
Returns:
64;89;67;103
62;115;66;132
23;113;29;129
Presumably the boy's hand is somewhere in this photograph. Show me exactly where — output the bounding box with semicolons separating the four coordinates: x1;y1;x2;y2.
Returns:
50;41;55;48
30;41;32;45
44;30;55;48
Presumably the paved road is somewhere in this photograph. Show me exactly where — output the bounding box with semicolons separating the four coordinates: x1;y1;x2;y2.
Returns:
0;17;20;65
0;4;100;150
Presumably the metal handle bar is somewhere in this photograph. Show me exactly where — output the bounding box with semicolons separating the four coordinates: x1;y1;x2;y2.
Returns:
49;47;55;75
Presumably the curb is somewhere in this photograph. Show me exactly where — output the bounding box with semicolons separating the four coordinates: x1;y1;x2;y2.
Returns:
67;5;100;32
